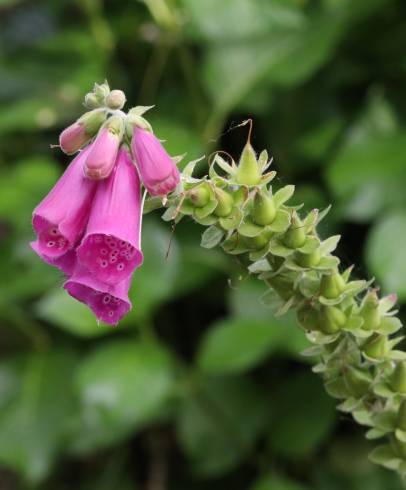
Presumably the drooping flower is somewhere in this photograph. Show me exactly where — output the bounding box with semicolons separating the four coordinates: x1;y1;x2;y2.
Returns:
131;126;180;196
30;241;76;276
59;109;106;154
32;146;96;260
84;116;122;180
77;147;143;285
64;263;131;325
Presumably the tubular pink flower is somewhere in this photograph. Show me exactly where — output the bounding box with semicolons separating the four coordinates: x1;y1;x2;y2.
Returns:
30;241;76;276
32;146;96;259
77;147;143;285
84;127;120;180
131;127;180;196
64;263;131;325
59;121;89;154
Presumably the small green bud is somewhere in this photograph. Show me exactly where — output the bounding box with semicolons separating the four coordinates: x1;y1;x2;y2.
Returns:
360;291;381;330
296;249;321;268
390;362;406;394
105;89;126;110
363;334;389;360
79;109;107;136
84;92;101;109
94;81;110;103
343;366;372;398
214;188;234;217
283;213;306;249
252;191;276;226
397;400;406;431
320;271;345;299
320;305;346;334
235;143;262;186
241;232;269;250
188;184;210;208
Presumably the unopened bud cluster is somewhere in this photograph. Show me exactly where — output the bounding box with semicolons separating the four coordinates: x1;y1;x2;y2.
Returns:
159;135;406;478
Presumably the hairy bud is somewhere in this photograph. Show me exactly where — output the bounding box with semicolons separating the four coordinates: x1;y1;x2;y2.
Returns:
106;90;126;110
360;291;381;330
363;334;389;360
320;305;346;334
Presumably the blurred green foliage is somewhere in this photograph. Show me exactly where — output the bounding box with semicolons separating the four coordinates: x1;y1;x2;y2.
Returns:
0;0;405;488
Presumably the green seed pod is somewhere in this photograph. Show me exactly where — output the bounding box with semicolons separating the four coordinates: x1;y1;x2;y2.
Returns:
214;188;234;217
390;362;406;394
283;213;306;249
235;143;262;186
319;305;347;334
188;184;211;208
296;249;321;268
363;334;389;360
233;187;248;206
320;271;345;299
251;191;276;226
397;400;406;431
343;366;372;398
360;291;381;330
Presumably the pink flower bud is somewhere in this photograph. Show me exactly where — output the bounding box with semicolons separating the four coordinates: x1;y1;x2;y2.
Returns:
59;121;89;154
131;127;180;196
84;127;121;180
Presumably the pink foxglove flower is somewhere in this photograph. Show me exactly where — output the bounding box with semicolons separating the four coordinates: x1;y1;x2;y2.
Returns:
32;146;96;260
84;122;121;180
131;127;180;196
64;263;131;325
77;147;143;285
30;241;76;276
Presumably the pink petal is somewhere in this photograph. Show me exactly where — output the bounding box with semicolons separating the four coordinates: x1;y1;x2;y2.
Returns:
30;241;76;276
84;127;120;180
77;147;143;285
64;263;131;325
32;146;96;259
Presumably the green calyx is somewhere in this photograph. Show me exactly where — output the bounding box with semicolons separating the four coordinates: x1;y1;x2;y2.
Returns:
320;271;345;299
188;184;211;208
251;191;276;226
105;115;124;136
296;248;321;268
283;213;306;249
363;334;389;360
214;188;234;217
79;109;107;136
235;143;262;186
391;362;406;394
320;305;346;334
343;366;372;398
360;291;381;330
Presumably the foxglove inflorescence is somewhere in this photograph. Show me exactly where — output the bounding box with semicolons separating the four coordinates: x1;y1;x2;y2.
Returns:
32;82;179;324
32;85;406;478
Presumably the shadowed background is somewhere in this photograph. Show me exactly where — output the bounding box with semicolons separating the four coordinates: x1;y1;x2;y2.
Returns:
0;0;406;489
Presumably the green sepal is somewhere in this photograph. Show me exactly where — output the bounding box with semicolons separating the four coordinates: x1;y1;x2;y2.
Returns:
343;366;373;398
268;240;295;257
219;207;243;231
201;226;224;249
369;444;402;471
238;217;264;237
194;199;218;219
273;185;295;207
267;209;290;233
